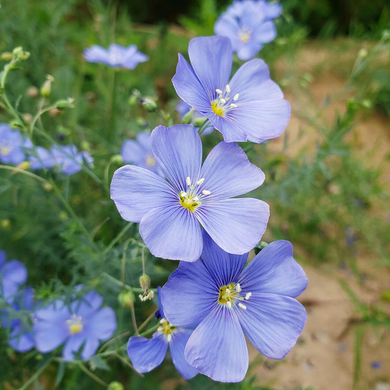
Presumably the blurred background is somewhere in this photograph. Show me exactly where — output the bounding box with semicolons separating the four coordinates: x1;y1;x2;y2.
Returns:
0;0;389;389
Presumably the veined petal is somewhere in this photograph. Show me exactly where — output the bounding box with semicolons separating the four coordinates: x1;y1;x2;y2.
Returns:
188;36;232;101
169;329;198;379
2;260;27;285
239;241;308;297
121;140;146;165
200;142;265;199
83;45;109;64
238;293;307;359
197;198;269;255
62;333;87;361
208;114;248;143
185;306;248;383
71;291;103;317
127;333;168;374
81;337;100;360
214;15;241;50
139;205;202;262
172;54;211;114
110;165;176;223
85;307;117;340
9;327;35;352
161;259;217;328
151;125;202;192
254;21;277;43
236;42;263;61
201;230;248;286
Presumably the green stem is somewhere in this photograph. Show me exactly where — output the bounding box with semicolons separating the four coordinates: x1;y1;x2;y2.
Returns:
109;70;118;142
139;323;160;337
78;363;108;387
18;358;52;390
198;119;210;135
102;222;133;256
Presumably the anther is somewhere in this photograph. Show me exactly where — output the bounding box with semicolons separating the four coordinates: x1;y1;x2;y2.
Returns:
167;334;172;342
202;190;211;195
234;93;239;101
216;89;223;94
245;292;252;300
186;177;191;186
238;303;247;310
226;84;231;93
197;178;205;185
220;99;226;104
230;104;237;108
236;283;242;292
227;301;232;308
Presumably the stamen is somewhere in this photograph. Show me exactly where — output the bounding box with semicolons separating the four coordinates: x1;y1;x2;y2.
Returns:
186;177;191;186
160;319;167;324
236;283;242;292
230;104;237;109
245;292;252;300
220;98;226;104
202;190;211;195
167;334;172;342
234;93;239;101
196;178;205;185
238;303;247;310
216;89;223;94
226;84;231;93
227;301;232;308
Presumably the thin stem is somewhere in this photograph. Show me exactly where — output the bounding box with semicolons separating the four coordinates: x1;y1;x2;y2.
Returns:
78;363;108;387
0;165;49;184
18;358;52;390
108;70;118;142
141;246;146;275
112;352;143;376
198;119;210;135
102;222;133;256
137;310;157;334
139;323;160;337
130;301;139;335
98;331;130;352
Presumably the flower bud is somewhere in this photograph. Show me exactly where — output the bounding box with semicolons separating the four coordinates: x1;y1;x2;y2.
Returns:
1;219;10;229
22;113;33;123
362;99;372;108
193;117;207;128
12;47;30;60
55;98;74;110
81;141;90;151
141;97;157;112
254;241;268;255
139;273;151;293
128;95;138;106
181;109;193;124
108;382;124;390
43;183;53;192
358;48;368;58
136;117;147;128
12;47;23;56
118;290;135;308
16;161;31;171
40;75;54;98
27;86;39;98
9;120;23;129
112;154;123;164
0;52;13;61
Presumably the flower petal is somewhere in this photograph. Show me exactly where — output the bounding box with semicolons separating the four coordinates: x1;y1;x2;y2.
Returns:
83;45;109;64
236;42;263;61
185;306;248;383
85;307;117;340
127;333;168;374
110;165;176;223
188;37;232;100
266;3;282;19
254;21;276;43
63;333;87;361
0;251;6;268
201;230;248;286
2;260;27;285
81;337;100;360
71;291;103;317
151;125;202;192
161;259;217;328
8;327;35;352
238;293;307;359
239;241;308;297
121;140;146;165
139;204;202;262
200;142;265;199
197;198;269;255
169;329;198;379
172;55;211;114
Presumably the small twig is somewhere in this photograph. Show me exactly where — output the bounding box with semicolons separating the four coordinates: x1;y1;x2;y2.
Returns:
78;363;108;387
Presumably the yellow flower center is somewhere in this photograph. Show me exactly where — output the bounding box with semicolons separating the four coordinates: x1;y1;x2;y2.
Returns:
66;315;83;334
211;101;225;117
179;191;201;212
210;85;239;118
145;155;156;167
239;28;252;43
218;283;251;310
178;176;211;213
1;147;11;156
158;319;176;342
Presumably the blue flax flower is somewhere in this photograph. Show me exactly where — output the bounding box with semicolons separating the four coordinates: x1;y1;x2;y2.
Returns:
0;124;32;165
34;291;117;361
84;44;148;69
215;0;281;60
51;145;93;175
29;146;55;170
121;132;159;173
161;231;308;382
0;250;27;302
1;287;35;352
111;124;269;262
127;287;197;379
172;36;290;143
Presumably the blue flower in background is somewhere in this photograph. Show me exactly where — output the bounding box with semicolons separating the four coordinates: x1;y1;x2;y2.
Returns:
34;290;117;361
0;124;32;165
1;287;35;352
111;125;269;262
127;287;197;379
84;44;148;69
176;101;214;135
215;0;281;60
0;250;27;303
172;36;290;143
50;145;93;175
29;146;55;170
121;132;159;173
162;232;308;382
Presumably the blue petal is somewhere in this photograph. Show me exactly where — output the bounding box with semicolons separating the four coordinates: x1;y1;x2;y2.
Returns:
8;326;35;352
185;306;248;383
161;259;217;328
0;250;6;268
139;204;202;262
71;291;103;317
29;147;55;170
2;260;27;284
151;125;202;192
239;241;308;297
127;333;168;374
254;21;276;43
136;132;152;151
169;329;198;379
201;230;248;286
206;113;247;142
81;337;100;360
266;3;282;19
83;45;109;64
236;42;263;61
121;140;146;165
197;198;269;255
157;286;165;319
110;165;176;223
237;293;307;359
214;15;241;51
34;301;70;353
85;307;117;340
62;332;87;361
188;37;232;101
200;142;265;199
172;55;211;115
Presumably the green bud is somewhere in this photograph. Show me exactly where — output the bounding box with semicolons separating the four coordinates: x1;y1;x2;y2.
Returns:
128;95;138;106
40;75;54;98
346;98;358;112
1;219;10;229
136;117;147;128
193;117;207;128
254;241;268;255
0;52;13;61
139;273;151;293
55;98;74;109
358;48;368;58
118;290;135;308
382;30;390;40
141;97;157;113
361;99;372;108
182;109;193;124
108;382;124;390
12;47;23;56
81;141;90;151
12;47;30;61
112;154;124;164
9;120;23;129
